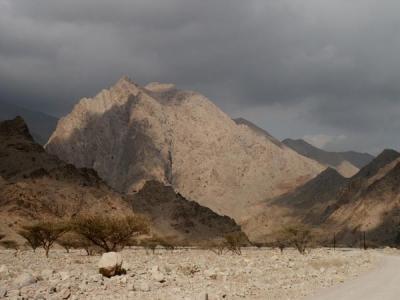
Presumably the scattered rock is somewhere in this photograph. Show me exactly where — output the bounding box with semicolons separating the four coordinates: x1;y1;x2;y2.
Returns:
59;271;70;281
98;252;123;277
41;269;55;279
139;281;150;292
0;288;7;298
151;266;165;282
13;273;37;288
89;274;103;283
204;269;217;280
60;288;71;299
5;289;19;298
0;265;10;280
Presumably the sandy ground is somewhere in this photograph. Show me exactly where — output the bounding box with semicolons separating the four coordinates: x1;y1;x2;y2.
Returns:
306;251;400;300
0;248;377;300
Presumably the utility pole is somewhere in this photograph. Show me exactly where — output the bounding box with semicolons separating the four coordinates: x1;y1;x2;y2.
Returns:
363;232;367;250
333;232;336;251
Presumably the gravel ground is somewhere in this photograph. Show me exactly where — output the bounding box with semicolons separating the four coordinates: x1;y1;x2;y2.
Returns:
0;248;377;300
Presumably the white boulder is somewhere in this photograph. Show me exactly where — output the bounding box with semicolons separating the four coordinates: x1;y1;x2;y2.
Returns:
98;252;123;277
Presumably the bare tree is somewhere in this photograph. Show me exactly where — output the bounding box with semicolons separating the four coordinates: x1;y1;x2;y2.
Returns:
73;215;149;252
282;224;312;255
19;221;69;257
57;232;100;255
224;232;243;255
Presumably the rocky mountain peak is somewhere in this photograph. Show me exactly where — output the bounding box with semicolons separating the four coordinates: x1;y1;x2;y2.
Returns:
145;82;176;93
46;78;325;225
0;116;33;141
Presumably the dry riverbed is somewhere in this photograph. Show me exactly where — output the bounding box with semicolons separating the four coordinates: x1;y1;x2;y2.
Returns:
0;248;377;299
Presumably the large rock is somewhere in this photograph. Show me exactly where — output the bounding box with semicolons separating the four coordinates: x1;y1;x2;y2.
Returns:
98;252;123;277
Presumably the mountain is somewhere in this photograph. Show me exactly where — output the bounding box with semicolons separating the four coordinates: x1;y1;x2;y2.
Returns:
0;101;58;145
45;77;324;223
0;117;247;243
233;118;283;147
245;149;400;244
283;138;374;177
243;168;348;241
130;180;248;243
324;149;400;244
0;117;130;237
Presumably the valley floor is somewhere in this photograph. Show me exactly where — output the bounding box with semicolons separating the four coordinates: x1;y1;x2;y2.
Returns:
0;248;377;299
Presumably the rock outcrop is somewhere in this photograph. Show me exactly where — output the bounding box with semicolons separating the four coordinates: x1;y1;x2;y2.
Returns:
0;117;132;239
130;181;247;243
46;77;324;222
0;101;58;145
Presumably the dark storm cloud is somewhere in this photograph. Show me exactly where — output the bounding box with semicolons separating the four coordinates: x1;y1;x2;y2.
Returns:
1;0;400;153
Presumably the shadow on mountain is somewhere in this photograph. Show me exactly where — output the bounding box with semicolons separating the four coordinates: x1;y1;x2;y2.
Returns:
46;94;173;194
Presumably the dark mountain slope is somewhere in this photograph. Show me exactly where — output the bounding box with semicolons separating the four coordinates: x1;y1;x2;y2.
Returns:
0;101;58;145
130;181;248;243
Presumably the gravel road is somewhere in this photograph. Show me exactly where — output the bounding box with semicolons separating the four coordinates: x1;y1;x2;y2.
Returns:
306;253;400;300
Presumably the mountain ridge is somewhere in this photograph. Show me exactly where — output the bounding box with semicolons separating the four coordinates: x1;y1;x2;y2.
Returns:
283;138;374;177
46;77;325;225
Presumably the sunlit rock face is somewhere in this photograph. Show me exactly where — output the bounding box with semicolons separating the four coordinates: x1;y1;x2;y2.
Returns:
46;77;324;222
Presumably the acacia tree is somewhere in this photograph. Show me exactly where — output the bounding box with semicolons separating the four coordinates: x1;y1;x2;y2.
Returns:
224;232;243;255
57;233;99;256
18;229;41;252
282;224;312;255
73;215;149;252
19;221;69;257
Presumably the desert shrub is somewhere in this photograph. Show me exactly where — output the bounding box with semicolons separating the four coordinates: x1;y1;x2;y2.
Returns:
0;239;19;256
18;220;69;257
142;239;158;254
57;233;100;255
0;233;5;241
282;224;312;255
158;236;177;252
224;233;243;255
272;239;287;253
0;239;18;250
139;236;176;253
72;214;149;252
18;229;41;252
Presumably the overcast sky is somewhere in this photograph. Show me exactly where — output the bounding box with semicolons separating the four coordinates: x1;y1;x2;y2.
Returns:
1;0;400;154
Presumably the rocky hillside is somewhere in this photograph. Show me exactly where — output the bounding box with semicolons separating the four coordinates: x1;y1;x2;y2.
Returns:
0;101;58;145
0;117;247;243
243;167;349;241
245;149;400;243
130;181;247;243
0;117;131;237
46;77;324;222
325;149;400;245
283;138;374;177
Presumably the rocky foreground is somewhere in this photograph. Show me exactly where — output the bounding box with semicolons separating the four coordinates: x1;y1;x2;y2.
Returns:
0;248;377;300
